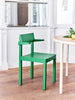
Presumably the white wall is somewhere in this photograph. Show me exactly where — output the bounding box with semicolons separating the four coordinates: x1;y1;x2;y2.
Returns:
0;0;51;70
5;0;52;69
7;27;50;68
1;0;75;70
7;26;75;68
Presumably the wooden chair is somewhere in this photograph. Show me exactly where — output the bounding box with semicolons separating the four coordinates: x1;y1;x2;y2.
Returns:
18;33;56;90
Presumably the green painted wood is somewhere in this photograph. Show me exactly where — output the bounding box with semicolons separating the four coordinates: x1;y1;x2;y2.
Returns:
31;42;34;79
18;41;31;45
18;33;56;90
19;33;34;42
18;33;44;45
33;39;44;42
31;42;34;55
19;45;22;85
46;55;56;63
53;59;56;82
31;62;34;79
43;62;47;90
21;52;56;63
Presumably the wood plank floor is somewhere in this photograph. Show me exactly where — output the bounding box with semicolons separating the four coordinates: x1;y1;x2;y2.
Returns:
0;63;75;100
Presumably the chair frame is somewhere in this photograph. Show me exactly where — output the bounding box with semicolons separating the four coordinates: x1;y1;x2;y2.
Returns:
18;33;56;90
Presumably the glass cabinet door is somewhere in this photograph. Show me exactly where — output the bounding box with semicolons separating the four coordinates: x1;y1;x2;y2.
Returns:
5;0;48;27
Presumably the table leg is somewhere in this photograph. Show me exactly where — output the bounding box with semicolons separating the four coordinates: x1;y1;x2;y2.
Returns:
59;43;64;94
66;44;69;76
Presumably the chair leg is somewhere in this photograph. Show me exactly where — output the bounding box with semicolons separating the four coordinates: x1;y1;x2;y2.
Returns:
53;59;56;83
31;62;34;79
19;60;22;85
43;63;47;90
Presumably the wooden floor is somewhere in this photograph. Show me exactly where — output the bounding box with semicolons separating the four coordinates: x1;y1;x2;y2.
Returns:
0;63;75;100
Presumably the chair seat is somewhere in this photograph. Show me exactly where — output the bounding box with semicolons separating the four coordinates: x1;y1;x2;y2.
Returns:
21;52;56;63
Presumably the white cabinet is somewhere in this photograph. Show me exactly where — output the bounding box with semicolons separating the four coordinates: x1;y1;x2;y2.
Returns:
0;0;8;70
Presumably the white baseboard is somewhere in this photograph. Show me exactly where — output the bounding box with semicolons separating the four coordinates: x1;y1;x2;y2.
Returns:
0;61;54;70
8;62;53;69
0;62;8;71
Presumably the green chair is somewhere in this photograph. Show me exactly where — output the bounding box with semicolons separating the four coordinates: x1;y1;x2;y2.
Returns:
18;33;56;90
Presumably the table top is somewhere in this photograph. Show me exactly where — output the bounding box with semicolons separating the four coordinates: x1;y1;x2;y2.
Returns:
54;36;75;45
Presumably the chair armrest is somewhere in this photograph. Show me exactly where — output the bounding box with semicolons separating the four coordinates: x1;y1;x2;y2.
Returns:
18;39;44;45
33;39;44;42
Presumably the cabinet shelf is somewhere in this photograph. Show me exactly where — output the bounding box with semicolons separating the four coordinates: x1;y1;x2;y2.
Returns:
5;0;48;4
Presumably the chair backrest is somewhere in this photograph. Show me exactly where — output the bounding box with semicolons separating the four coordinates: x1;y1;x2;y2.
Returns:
19;33;34;42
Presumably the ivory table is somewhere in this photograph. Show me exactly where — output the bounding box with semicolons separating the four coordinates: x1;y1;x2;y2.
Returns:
54;36;75;94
